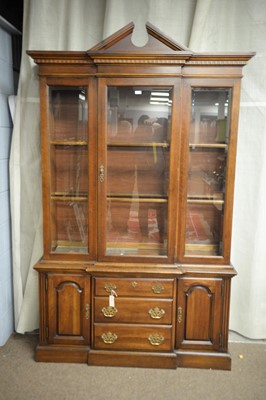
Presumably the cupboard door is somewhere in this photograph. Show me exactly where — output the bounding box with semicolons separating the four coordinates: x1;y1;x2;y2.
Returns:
47;274;90;345
176;278;223;351
40;78;96;259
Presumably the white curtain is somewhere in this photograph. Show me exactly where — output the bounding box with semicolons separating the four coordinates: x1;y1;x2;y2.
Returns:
10;0;266;339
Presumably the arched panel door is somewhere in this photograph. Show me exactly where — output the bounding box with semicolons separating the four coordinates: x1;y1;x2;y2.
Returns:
47;274;90;345
176;278;223;351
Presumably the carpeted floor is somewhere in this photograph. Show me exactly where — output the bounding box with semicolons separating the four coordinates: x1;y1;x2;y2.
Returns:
0;333;265;400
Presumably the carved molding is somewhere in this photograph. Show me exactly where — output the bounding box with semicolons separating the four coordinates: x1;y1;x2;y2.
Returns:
187;60;248;65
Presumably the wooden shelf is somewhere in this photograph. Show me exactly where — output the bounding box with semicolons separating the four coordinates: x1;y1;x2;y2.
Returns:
187;198;224;205
108;142;169;148
107;196;168;203
51;193;88;201
50;140;88;146
189;143;227;149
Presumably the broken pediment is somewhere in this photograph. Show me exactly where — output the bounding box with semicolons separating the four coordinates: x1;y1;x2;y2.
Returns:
87;22;191;55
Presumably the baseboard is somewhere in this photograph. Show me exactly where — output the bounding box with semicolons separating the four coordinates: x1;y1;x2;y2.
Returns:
35;344;89;363
88;350;177;369
176;350;232;370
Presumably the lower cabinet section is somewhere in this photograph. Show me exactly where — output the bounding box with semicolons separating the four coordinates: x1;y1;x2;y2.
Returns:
35;264;233;370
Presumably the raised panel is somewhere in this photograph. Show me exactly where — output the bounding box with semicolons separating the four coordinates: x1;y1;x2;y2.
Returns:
176;278;222;351
57;282;82;336
47;274;90;345
185;285;212;341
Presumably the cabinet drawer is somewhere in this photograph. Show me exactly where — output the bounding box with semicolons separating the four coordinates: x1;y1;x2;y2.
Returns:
94;277;174;298
94;324;173;352
94;298;173;324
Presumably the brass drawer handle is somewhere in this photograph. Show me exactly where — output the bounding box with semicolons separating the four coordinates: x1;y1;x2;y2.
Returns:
152;284;165;294
104;283;117;293
102;306;118;318
101;332;118;344
148;333;165;346
131;281;138;288
148;307;165;319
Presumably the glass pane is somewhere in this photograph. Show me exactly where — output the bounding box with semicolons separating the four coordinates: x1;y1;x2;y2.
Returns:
106;86;172;256
190;88;231;144
49;86;88;253
185;88;231;256
51;199;88;253
186;203;223;256
107;200;167;256
188;147;226;200
51;145;88;196
49;87;87;141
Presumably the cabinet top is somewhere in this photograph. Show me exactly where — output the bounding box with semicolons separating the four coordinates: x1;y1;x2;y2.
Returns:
27;21;255;67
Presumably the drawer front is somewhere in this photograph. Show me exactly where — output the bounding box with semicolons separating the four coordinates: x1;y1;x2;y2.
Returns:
94;278;174;298
95;298;173;324
94;324;173;352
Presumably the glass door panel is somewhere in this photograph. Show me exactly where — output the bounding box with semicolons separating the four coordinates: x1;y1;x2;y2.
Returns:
49;86;88;253
185;88;231;256
106;86;172;256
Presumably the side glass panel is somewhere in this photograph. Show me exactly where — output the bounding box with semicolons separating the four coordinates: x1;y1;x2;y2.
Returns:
49;86;88;253
185;88;231;256
106;86;172;256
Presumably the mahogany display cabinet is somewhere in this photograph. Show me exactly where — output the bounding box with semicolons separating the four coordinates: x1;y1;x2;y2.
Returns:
28;22;254;369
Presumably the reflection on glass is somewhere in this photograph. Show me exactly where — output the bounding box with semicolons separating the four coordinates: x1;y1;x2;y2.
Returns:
185;88;231;256
106;86;172;256
49;87;88;142
49;87;88;253
51;199;88;253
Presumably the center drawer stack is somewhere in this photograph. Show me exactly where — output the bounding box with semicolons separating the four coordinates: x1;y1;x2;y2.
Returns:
92;277;176;352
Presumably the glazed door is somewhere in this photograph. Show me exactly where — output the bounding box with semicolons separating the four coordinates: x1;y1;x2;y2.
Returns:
179;80;241;263
98;78;180;262
46;274;91;345
40;78;96;260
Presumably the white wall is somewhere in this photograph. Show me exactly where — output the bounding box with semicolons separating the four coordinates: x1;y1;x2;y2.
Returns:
0;25;14;346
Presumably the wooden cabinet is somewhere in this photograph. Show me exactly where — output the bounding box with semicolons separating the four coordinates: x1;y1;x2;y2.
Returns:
28;22;254;369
